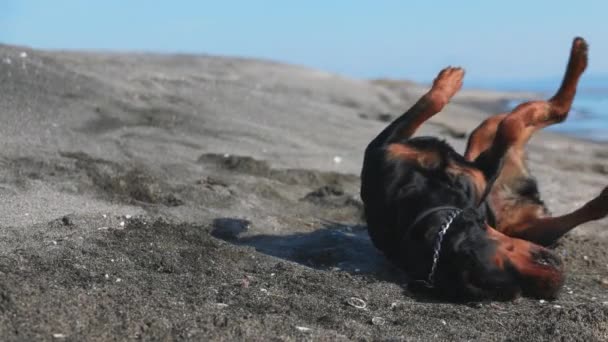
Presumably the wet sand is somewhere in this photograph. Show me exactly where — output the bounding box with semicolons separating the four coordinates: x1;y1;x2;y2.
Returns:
0;44;607;341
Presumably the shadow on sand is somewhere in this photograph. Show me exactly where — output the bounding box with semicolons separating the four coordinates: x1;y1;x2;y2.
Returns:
211;217;406;283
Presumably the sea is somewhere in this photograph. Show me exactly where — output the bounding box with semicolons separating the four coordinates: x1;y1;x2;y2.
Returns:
479;76;608;142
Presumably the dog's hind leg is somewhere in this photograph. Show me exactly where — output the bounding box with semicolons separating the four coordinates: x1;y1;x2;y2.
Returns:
472;37;588;205
498;186;608;246
366;67;464;150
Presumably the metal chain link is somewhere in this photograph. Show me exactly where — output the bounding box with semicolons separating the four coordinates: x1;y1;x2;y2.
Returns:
423;209;462;287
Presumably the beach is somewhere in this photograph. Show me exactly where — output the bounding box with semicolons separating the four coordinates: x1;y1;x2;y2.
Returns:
0;44;607;341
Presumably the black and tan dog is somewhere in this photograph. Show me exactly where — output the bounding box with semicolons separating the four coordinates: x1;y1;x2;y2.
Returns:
361;37;608;300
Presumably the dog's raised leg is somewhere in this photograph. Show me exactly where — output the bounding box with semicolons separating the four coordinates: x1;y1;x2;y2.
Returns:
465;37;588;163
366;67;464;150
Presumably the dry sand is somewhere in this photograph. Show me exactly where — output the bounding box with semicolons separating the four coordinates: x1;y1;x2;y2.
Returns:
0;44;607;341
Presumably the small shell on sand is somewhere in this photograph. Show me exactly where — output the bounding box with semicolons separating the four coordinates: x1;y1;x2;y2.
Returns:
372;317;385;326
346;297;367;309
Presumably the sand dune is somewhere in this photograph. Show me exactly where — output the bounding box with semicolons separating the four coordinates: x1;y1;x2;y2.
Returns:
0;44;607;340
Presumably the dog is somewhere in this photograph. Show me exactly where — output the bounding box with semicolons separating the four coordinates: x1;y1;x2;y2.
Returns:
361;37;608;300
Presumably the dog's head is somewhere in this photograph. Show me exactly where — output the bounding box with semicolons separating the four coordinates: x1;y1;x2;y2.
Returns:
405;208;564;301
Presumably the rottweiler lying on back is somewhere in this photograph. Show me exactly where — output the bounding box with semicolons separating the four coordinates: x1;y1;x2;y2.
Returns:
361;37;608;300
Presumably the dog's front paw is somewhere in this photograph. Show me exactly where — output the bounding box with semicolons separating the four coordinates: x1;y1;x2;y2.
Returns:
432;67;465;99
584;186;608;221
600;185;608;198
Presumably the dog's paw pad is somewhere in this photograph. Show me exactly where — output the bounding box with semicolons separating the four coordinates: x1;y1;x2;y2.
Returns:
572;37;589;54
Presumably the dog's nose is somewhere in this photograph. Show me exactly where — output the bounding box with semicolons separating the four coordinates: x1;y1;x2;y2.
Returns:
531;247;563;269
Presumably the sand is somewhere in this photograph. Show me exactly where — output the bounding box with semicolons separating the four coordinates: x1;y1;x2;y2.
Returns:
0;44;607;341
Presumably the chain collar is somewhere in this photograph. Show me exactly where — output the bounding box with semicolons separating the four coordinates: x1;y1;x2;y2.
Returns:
407;207;463;288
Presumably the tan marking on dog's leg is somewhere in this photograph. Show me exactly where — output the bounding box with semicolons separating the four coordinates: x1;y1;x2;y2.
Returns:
464;113;508;161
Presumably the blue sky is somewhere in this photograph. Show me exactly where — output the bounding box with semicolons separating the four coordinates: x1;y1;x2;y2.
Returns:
1;1;607;84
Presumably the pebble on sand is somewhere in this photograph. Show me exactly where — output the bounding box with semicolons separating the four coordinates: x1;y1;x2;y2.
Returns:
333;156;342;164
296;326;311;332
